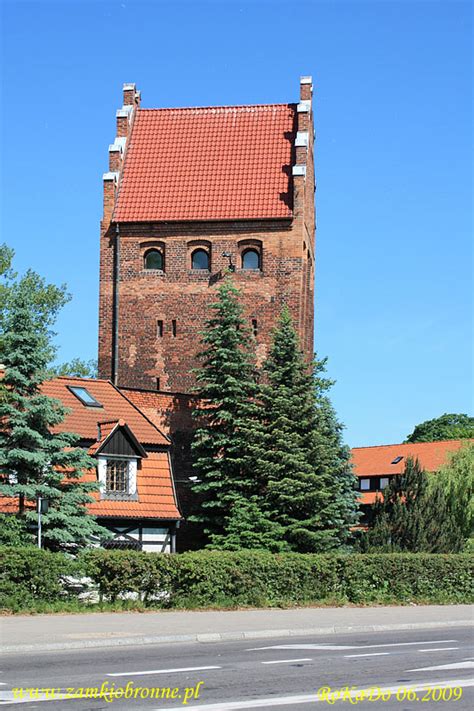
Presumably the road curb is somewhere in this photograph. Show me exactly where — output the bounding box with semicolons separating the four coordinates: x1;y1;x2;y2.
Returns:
1;618;472;655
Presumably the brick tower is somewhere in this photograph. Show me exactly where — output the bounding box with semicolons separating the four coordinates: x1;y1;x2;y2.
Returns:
98;79;315;393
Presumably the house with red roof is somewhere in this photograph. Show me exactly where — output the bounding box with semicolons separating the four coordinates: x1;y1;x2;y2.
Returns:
351;439;469;524
0;376;181;552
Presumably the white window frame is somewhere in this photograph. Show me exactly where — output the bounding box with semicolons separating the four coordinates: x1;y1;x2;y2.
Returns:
379;477;390;490
360;478;371;491
97;456;137;497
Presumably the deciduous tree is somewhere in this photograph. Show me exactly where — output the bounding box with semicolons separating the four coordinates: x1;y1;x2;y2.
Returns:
405;414;474;443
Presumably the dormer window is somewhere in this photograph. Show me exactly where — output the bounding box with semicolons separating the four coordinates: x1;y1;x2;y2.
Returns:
98;455;138;500
94;422;146;501
144;249;164;271
68;386;102;408
106;458;131;494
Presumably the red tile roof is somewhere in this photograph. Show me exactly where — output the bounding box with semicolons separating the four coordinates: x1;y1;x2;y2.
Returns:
351;439;469;477
0;452;180;520
113;104;296;222
0;376;180;521
86;452;180;520
42;377;169;446
122;388;196;435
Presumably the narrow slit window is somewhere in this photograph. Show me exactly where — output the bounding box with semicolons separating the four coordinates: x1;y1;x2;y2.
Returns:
156;377;161;391
157;320;164;337
252;319;258;337
172;320;177;337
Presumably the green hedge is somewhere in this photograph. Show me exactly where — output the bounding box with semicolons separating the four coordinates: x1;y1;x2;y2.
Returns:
0;546;79;611
1;547;472;612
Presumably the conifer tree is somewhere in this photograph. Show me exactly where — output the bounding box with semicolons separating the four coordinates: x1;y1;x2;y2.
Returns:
260;307;358;552
0;276;109;551
365;457;463;552
190;277;270;547
209;496;288;552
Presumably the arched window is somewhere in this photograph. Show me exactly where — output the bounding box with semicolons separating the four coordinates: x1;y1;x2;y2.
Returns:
191;248;210;271
144;249;163;270
242;248;260;270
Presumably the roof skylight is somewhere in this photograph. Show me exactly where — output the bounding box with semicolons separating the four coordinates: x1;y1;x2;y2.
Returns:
391;456;403;464
68;386;103;408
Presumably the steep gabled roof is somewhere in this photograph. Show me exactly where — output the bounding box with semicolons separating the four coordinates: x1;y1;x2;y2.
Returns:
113;104;296;222
0;375;180;521
88;419;148;458
351;439;470;477
42;377;169;446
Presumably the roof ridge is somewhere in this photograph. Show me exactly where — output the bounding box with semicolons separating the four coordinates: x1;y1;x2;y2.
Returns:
351;439;470;450
54;375;110;383
138;102;297;113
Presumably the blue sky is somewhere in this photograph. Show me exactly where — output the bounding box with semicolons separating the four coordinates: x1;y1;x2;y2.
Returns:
1;0;472;446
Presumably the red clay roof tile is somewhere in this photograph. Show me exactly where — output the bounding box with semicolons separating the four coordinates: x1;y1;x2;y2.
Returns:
0;377;179;521
113;104;296;222
351;439;469;477
42;377;169;446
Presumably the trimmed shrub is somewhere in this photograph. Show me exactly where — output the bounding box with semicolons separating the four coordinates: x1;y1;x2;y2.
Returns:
0;546;79;611
0;547;472;612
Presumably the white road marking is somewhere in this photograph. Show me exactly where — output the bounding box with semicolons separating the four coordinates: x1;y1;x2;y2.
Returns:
248;644;355;651
407;660;474;672
248;639;457;652
107;665;221;677
418;647;459;653
261;658;313;665
344;652;390;658
152;678;474;710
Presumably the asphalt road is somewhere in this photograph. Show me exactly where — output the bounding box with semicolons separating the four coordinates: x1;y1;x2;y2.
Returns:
0;626;472;710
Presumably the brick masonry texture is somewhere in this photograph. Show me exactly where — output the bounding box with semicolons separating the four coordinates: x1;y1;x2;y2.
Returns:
98;79;315;394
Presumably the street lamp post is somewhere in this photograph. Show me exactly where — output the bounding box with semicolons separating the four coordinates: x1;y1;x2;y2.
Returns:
37;497;49;549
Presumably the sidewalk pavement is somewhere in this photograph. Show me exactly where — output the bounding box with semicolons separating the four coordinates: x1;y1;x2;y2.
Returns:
1;605;472;654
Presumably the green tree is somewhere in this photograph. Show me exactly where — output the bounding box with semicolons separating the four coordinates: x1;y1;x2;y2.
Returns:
435;443;474;544
364;457;463;552
190;277;270;548
49;357;98;379
0;255;109;551
0;513;35;547
405;414;474;443
209;496;288;552
260;307;358;552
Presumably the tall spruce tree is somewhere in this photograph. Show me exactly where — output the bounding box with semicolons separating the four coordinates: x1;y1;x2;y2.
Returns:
364;457;463;552
190;277;279;549
0;271;108;551
260;307;358;552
